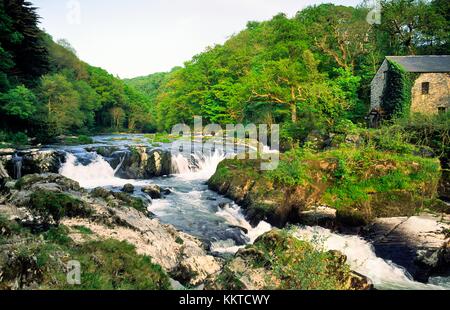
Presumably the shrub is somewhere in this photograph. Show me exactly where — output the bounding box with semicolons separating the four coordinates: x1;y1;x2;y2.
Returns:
0;131;29;146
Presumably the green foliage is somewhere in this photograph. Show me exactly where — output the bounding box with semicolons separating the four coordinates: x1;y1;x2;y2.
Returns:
73;225;94;235
0;214;28;240
0;0;49;87
0;85;36;120
60;135;94;145
376;0;449;55
322;146;440;205
0;130;29;145
393;112;450;167
242;230;352;290
144;133;175;144
268;148;310;186
381;60;413;117
43;226;72;246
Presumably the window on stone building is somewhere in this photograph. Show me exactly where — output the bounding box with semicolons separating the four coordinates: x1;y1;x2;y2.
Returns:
438;107;446;114
422;82;430;95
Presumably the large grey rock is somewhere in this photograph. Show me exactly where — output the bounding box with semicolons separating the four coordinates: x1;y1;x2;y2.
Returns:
0;150;66;179
364;214;450;282
0;161;10;187
115;146;172;179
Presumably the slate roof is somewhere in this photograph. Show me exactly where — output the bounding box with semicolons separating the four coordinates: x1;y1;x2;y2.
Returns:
386;55;450;73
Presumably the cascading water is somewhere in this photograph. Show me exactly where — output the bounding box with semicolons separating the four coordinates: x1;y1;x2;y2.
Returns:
60;153;135;188
12;153;23;179
171;151;227;180
293;226;447;290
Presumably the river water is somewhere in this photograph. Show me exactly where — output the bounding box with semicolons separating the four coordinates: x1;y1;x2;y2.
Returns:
56;134;448;290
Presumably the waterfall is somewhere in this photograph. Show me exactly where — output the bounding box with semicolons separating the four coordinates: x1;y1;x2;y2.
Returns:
12;154;23;179
171;151;227;180
60;153;143;188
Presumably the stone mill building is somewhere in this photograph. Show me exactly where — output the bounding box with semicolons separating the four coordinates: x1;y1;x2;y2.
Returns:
370;55;450;118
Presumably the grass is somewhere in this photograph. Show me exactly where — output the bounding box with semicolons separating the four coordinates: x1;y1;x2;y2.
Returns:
59;135;94;145
0;216;171;290
144;133;176;144
73;225;94;235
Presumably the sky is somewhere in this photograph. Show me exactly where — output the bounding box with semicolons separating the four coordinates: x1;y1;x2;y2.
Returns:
32;0;362;79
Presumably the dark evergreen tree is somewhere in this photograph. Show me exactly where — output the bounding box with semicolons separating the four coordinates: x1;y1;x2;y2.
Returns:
1;0;49;86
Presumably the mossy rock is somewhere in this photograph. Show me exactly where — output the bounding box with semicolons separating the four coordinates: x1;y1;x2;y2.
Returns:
29;190;92;224
209;146;441;227
15;173;81;191
211;229;371;290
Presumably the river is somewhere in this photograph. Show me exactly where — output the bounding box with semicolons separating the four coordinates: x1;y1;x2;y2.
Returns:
55;134;449;290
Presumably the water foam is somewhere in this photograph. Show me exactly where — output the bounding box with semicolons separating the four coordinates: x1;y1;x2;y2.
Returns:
60;153;145;188
171;151;227;180
293;226;446;290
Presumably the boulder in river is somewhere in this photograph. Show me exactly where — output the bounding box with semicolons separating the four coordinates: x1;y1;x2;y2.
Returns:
122;183;135;194
142;184;162;199
0;150;66;180
115;146;172;179
206;229;372;290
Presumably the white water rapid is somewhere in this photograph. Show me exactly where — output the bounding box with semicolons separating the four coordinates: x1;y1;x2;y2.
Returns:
293;226;447;290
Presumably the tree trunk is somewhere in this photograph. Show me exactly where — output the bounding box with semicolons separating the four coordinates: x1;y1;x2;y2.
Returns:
291;103;297;123
290;86;297;123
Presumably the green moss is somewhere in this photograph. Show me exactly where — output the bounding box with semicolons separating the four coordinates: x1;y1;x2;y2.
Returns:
217;230;353;290
111;192;147;213
59;239;170;290
43;226;72;246
144;133;175;144
214;266;245;290
74;225;94;235
209;144;441;226
175;236;184;245
29;190;92;224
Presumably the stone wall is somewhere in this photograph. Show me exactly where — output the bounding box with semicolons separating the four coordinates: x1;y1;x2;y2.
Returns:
411;73;450;115
370;60;389;111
